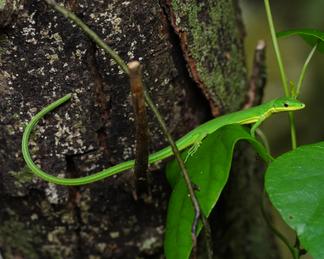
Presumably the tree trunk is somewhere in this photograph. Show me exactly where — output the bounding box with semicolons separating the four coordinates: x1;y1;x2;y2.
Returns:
0;0;279;258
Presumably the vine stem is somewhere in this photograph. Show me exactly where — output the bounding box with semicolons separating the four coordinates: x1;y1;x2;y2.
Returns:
264;0;289;95
144;91;213;258
264;0;297;149
44;0;129;74
289;42;317;149
261;193;298;259
296;42;318;96
288;113;297;150
44;0;212;255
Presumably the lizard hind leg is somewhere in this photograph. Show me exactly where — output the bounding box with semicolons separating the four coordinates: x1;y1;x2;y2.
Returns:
184;132;207;162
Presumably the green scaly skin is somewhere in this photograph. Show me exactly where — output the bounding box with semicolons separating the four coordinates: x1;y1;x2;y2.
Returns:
21;94;305;186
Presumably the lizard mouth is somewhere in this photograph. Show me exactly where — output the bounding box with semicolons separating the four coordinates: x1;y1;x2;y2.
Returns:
294;103;306;110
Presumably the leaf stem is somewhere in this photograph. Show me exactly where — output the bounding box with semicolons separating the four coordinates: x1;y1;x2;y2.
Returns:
144;91;213;258
296;42;318;96
261;193;298;259
255;128;271;154
288;113;297;150
264;0;297;149
264;0;289;96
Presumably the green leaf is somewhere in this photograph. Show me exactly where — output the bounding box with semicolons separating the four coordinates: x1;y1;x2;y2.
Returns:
277;29;324;53
164;124;271;259
265;142;324;259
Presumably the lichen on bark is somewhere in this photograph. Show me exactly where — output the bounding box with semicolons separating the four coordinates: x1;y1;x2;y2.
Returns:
167;0;248;115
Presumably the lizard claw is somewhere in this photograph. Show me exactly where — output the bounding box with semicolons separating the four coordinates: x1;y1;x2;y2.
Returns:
184;133;207;162
250;128;256;138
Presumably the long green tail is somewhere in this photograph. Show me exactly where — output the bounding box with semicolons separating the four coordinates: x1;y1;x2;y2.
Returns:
22;94;190;186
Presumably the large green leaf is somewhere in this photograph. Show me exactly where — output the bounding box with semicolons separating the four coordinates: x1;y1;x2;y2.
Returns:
164;125;271;259
265;142;324;259
277;29;324;53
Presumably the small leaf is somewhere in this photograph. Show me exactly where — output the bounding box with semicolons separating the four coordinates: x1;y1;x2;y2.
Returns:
164;125;271;259
277;29;324;53
265;142;324;259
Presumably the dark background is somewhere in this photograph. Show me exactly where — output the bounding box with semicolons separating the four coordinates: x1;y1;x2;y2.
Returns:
242;0;324;154
242;1;324;258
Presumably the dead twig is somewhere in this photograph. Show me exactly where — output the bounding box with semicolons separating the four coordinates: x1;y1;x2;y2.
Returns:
128;61;151;201
245;40;267;108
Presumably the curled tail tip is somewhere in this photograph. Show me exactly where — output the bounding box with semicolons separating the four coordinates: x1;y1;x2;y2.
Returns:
61;93;73;103
66;93;73;99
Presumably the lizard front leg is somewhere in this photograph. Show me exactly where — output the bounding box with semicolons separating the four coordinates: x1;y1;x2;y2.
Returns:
250;115;267;138
185;132;207;162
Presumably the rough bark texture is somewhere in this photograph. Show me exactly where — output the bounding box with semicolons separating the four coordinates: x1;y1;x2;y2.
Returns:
0;0;279;258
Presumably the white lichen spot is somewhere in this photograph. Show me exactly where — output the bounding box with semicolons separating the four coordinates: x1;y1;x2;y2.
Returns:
127;50;134;59
26;37;38;45
76;139;83;146
112;17;122;33
118;68;124;75
156;225;164;234
96;10;123;35
28;11;36;25
27;69;35;75
50;32;64;50
20;11;37;44
109;231;120;239
40;28;49;37
140;236;158;251
139;33;146;44
45;53;59;64
49;67;57;73
74;48;87;60
45;183;59;204
162;78;170;86
30;107;37;113
122;145;133;160
64;112;71;120
31;67;45;76
83;163;99;172
96;243;107;253
176;16;181;26
31;213;38;221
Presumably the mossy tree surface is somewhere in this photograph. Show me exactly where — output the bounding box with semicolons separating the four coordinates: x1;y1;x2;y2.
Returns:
0;0;278;258
166;0;247;115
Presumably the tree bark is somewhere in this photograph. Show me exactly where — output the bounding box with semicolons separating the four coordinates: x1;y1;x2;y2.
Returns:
0;0;279;258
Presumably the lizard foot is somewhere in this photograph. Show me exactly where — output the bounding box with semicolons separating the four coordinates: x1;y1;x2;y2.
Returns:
184;133;207;162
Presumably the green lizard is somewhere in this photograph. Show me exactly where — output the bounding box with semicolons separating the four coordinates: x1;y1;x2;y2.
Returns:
21;94;305;186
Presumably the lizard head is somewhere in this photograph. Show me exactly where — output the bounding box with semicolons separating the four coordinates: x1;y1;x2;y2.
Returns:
272;97;305;112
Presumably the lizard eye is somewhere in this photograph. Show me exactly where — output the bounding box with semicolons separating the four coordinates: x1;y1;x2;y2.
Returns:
284;103;289;107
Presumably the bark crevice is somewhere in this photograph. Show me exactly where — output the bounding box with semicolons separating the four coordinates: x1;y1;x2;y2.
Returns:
86;42;111;160
158;0;211;122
